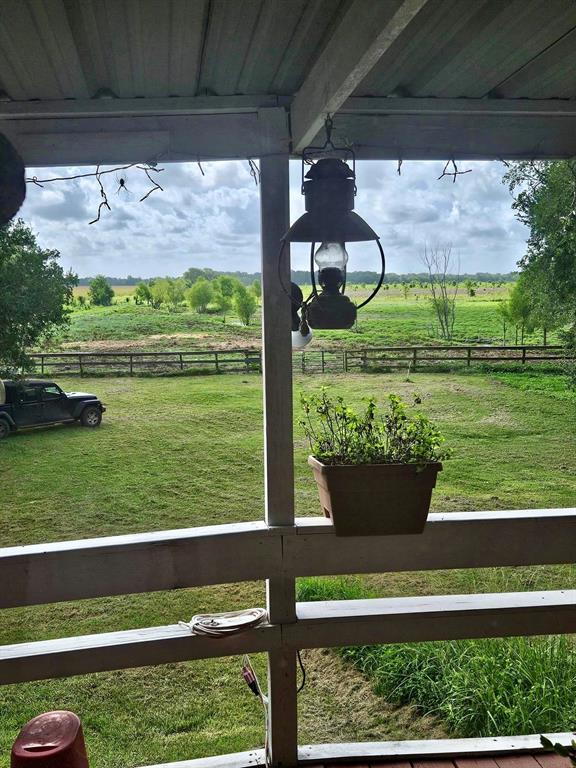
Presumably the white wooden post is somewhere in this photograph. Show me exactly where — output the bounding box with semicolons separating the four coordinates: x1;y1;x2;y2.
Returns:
260;154;298;767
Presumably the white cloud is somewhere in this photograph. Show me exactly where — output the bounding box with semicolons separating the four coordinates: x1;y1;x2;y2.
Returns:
19;159;527;278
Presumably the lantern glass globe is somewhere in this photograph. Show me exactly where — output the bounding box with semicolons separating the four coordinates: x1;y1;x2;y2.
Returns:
314;242;348;271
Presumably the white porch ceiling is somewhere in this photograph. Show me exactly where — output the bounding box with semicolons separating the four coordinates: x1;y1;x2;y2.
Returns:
0;0;575;163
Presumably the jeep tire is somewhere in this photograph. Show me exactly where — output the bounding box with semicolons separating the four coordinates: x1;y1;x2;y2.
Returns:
0;419;10;440
81;406;102;428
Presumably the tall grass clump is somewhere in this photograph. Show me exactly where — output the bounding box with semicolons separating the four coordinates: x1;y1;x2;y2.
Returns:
298;577;576;736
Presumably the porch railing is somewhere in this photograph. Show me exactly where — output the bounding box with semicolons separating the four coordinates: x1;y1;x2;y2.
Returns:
1;508;575;764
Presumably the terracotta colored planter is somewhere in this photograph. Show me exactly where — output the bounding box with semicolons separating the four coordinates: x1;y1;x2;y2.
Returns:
308;456;442;537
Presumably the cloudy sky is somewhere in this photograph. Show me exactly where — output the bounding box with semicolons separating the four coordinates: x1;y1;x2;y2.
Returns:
19;159;527;278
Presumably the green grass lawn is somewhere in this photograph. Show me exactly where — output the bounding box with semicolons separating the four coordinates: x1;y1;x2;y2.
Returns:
57;284;560;352
1;371;575;767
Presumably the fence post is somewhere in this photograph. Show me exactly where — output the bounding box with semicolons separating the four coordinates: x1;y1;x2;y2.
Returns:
301;352;305;373
467;347;472;367
321;350;325;374
214;352;219;373
344;350;348;372
522;347;527;364
78;355;83;376
41;356;45;375
179;353;184;371
129;355;134;376
362;349;367;370
412;347;418;370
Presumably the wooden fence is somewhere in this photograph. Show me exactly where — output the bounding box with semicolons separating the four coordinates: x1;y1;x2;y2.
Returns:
29;345;568;377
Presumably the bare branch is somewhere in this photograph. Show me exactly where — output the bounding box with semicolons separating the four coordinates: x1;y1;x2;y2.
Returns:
88;166;111;225
438;159;472;184
139;168;164;202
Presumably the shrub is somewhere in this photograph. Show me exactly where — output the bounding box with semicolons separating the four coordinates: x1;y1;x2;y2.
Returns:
89;275;114;306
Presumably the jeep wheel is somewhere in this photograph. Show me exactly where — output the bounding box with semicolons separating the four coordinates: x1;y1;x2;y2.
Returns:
0;420;10;440
81;406;102;428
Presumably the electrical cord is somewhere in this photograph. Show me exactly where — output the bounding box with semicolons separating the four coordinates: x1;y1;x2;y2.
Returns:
178;607;268;637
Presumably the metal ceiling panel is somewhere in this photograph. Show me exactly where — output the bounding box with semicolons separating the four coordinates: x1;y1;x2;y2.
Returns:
356;0;576;99
0;0;88;100
495;26;576;99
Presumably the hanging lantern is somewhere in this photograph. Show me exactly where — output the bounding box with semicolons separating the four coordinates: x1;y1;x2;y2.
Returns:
282;118;385;333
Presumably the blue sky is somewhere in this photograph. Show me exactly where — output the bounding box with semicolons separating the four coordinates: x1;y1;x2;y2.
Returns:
20;159;528;278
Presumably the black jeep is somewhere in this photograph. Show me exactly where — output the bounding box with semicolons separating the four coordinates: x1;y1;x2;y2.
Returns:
0;379;106;440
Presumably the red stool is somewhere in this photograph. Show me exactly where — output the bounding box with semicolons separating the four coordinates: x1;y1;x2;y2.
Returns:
11;711;89;768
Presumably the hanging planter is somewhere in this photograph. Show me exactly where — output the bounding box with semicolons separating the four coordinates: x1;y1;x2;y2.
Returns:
301;391;451;537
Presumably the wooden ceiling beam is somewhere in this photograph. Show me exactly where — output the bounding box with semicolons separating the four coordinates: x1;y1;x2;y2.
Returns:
290;0;430;153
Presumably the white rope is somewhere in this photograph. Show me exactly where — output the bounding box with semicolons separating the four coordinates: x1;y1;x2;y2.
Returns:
178;607;268;637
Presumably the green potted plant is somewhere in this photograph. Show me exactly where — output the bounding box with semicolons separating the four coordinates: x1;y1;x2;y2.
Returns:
300;390;451;537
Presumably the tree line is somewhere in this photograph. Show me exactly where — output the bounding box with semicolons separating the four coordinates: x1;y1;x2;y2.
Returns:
78;268;518;287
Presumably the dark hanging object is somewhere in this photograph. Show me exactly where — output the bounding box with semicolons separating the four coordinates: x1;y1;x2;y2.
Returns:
281;118;385;331
0;133;25;226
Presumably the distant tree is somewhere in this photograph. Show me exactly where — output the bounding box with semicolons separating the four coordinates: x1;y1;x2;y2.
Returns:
150;278;186;311
186;278;214;313
89;275;114;306
216;275;238;299
496;300;512;344
421;244;459;341
252;279;261;300
234;284;258;326
213;289;233;322
464;279;476;297
134;282;153;306
402;284;410;300
77;295;86;308
508;279;535;345
0;219;77;374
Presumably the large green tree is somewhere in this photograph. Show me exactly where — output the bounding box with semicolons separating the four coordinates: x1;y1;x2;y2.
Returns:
504;160;576;383
0;219;77;374
504;160;576;313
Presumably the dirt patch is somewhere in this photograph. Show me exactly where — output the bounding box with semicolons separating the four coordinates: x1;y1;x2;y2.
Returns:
60;335;261;353
298;647;447;744
478;408;519;428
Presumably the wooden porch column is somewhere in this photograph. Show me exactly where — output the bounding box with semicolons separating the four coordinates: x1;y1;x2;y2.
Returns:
260;155;298;766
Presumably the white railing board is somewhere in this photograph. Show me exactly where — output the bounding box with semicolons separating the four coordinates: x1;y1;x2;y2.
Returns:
143;751;266;768
289;590;576;649
0;522;280;608
298;733;576;762
288;510;576;576
135;734;576;768
2;511;575;609
0;623;280;685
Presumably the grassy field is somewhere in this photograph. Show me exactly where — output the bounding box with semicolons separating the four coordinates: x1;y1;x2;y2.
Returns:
1;371;575;767
57;283;558;352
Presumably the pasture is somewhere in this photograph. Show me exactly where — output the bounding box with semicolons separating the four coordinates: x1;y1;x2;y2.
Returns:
60;283;559;352
1;371;575;768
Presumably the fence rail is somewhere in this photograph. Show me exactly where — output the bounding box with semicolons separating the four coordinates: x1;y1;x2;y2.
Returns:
29;345;568;376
